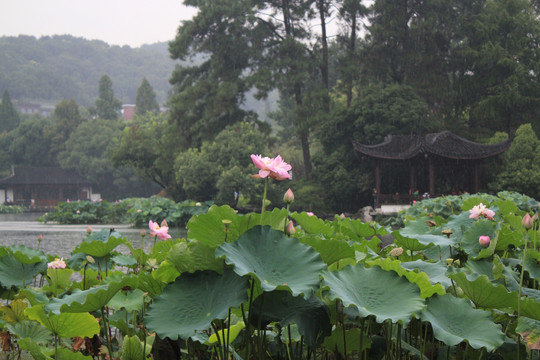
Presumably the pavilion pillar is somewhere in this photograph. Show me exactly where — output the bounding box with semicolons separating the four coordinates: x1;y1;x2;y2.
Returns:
429;157;435;196
473;162;479;193
375;162;381;207
409;163;416;194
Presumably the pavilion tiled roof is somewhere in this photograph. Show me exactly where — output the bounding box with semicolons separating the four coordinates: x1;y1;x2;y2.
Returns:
0;166;89;185
353;131;511;160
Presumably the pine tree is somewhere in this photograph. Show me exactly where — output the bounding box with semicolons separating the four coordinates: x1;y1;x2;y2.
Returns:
0;90;20;133
135;78;159;115
95;75;121;120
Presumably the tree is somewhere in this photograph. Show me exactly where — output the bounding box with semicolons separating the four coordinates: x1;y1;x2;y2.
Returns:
168;0;256;150
135;78;159;115
490;124;540;199
0;90;20;133
108;113;183;200
175;122;270;205
455;0;540;137
58;118;121;198
48;99;84;156
5;117;56;166
95;75;121;120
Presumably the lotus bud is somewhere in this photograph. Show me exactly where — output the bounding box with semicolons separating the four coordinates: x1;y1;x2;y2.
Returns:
87;226;92;234
37;234;43;243
388;247;403;257
285;220;295;235
283;188;294;204
140;229;146;237
522;213;533;230
339;213;346;219
479;235;491;247
532;213;538;223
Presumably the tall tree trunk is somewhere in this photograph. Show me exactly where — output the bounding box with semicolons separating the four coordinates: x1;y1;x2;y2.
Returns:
346;14;357;107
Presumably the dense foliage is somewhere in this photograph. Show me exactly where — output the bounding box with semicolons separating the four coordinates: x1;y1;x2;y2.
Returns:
2;0;540;213
1;190;539;359
39;197;213;227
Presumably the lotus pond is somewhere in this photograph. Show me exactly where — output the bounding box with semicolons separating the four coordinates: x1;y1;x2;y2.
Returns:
0;191;539;360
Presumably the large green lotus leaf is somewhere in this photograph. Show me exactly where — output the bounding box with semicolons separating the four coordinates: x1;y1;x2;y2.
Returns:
151;260;181;283
346;218;384;238
323;327;370;355
167;240;223;274
56;348;93;359
8;245;47;264
461;196;488;211
0;254;46;287
401;260;453;288
393;232;430;252
26;305;100;338
250;290;331;347
148;238;182;263
187;205;242;247
367;258;446;298
18;338;52;360
420;294;504;351
496;224;523;251
112;254;137;267
0;298;28;323
6;320;51;343
291;212;334;237
216;226;325;299
137;272;166;297
516;316;540;350
524;251;540;282
108;288;145;312
144;269;248;340
520;296;540;321
449;272;516;310
45;275;138;314
299;236;355;265
463;260;496;281
72;236;127;258
321;264;425;325
459;219;498;259
85;228;123;242
491;200;519;217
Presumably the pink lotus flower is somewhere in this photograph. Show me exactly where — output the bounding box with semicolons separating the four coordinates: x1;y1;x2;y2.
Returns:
469;203;495;220
251;154;291;180
478;235;491;247
48;258;66;269
306;212;314;216
149;220;172;241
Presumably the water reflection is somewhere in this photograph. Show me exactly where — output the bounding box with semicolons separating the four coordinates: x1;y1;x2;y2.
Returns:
0;214;187;258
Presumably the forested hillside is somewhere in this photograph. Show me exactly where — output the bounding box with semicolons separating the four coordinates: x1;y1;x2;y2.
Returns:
0;35;176;106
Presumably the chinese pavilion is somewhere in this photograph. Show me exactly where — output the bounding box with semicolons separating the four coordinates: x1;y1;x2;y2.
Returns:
353;131;511;206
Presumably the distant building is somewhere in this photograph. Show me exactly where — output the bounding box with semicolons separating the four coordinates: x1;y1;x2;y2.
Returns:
14;100;54;117
122;104;136;121
0;166;96;208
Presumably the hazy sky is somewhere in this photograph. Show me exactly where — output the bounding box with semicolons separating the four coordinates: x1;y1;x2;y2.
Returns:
0;0;198;48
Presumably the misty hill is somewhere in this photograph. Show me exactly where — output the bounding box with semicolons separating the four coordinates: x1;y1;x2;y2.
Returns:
0;35;176;107
0;35;277;120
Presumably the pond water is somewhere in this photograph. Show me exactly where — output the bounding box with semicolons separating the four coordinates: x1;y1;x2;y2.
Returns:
0;213;187;258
